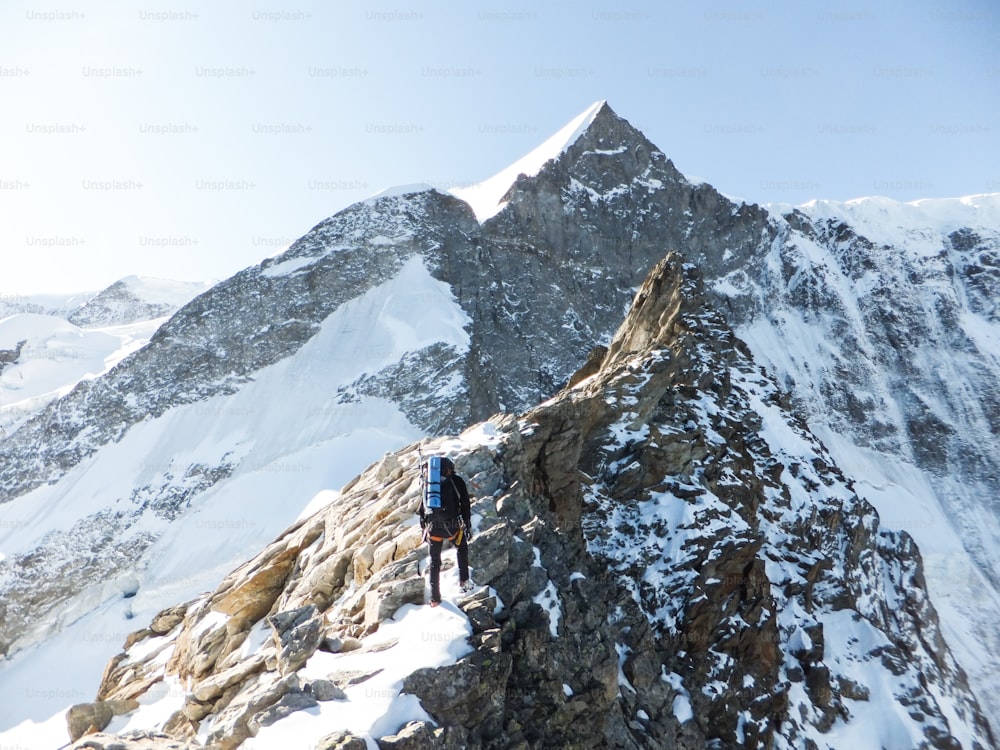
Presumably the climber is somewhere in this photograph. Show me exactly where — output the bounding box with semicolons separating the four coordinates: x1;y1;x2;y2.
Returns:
418;456;473;606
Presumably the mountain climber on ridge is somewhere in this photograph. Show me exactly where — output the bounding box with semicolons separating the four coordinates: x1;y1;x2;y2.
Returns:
418;456;473;606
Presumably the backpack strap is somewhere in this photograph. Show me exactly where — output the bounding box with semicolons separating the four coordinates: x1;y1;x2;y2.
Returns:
425;514;466;544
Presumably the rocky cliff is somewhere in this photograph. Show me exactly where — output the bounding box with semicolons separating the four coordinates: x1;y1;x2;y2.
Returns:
67;255;993;749
692;195;1000;722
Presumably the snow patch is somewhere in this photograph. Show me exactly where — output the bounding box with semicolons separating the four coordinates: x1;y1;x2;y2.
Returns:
787;193;1000;253
0;313;165;432
260;255;317;278
242;603;473;748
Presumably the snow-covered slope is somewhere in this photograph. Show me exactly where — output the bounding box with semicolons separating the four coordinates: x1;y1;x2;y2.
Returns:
0;314;130;430
0;290;95;320
0;255;475;742
705;192;1000;727
784;194;1000;248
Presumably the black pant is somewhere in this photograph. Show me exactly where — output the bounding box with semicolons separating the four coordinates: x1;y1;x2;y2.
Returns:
428;528;469;603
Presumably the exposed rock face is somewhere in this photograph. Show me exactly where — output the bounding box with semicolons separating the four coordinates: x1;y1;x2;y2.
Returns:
0;338;26;368
79;256;993;749
688;198;1000;723
699;204;1000;573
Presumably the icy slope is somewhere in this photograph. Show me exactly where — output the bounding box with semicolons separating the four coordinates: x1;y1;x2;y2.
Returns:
0;314;129;428
449;99;606;221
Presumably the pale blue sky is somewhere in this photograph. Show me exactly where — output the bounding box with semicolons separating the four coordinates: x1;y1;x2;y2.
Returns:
1;0;998;293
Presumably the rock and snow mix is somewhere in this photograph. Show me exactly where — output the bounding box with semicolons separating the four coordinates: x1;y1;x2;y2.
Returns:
573;257;992;748
0;276;207;433
0;102;997;748
0;256;473;747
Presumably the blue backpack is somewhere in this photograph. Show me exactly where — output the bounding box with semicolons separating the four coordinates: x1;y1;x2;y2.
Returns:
423;456;443;510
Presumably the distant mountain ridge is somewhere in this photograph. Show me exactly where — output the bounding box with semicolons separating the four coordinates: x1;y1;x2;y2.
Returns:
0;290;95;321
0;276;209;436
0;103;998;748
67;276;212;328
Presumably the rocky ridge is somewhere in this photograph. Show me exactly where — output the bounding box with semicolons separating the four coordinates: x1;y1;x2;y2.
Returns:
69;256;993;749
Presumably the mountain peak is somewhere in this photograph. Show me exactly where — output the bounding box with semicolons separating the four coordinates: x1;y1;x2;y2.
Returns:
449;100;611;221
67;276;209;328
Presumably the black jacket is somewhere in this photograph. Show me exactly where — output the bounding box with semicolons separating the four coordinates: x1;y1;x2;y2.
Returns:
419;473;471;531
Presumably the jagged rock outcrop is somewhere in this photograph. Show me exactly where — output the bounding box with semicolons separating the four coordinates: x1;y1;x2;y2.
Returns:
76;255;993;749
0;338;26;368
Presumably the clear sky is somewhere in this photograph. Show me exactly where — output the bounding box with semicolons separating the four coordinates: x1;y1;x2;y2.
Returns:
1;0;998;293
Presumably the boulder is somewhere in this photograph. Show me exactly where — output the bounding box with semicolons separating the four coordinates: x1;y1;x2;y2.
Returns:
247;689;319;732
150;604;188;635
376;720;436;749
66;699;139;742
204;673;303;749
402;646;512;728
315;731;368;750
212;545;301;629
467;520;514;585
308;678;347;702
363;577;425;629
191;653;266;702
267;604;323;674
